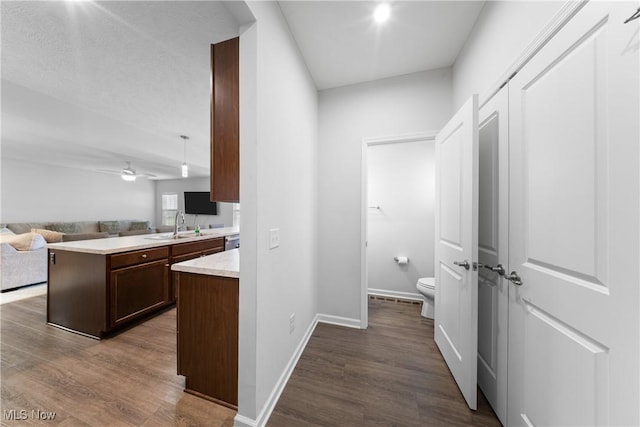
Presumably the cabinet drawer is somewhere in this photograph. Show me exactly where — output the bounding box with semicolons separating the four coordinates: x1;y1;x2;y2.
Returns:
172;238;224;257
202;246;224;257
172;252;202;265
110;247;169;270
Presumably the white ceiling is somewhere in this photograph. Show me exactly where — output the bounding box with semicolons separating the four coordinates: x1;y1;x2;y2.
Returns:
279;1;485;90
1;1;484;180
1;1;239;180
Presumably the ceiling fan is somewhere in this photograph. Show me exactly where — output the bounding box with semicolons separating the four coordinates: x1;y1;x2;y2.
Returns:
98;162;157;181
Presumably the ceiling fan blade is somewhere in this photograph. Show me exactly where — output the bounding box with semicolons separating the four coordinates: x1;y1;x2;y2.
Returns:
97;169;123;175
97;163;156;179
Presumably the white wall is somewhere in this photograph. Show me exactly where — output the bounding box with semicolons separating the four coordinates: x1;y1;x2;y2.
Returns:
367;139;435;297
317;69;452;322
238;1;318;424
452;1;564;110
0;158;155;224
154;177;233;229
237;15;258;423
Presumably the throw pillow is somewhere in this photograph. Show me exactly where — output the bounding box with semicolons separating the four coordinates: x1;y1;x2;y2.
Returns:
31;228;65;243
0;227;15;235
2;232;46;251
46;222;79;234
99;221;120;235
129;221;150;231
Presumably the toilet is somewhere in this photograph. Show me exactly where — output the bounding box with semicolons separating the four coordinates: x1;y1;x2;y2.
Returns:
416;277;436;319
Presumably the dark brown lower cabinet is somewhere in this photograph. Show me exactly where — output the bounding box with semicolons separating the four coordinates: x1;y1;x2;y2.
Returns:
48;248;171;338
47;237;225;339
176;272;238;409
109;259;169;329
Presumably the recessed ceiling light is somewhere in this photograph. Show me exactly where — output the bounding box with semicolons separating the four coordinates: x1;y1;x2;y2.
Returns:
374;3;391;23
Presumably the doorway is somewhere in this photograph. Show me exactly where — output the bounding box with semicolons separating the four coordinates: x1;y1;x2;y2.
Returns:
361;132;437;327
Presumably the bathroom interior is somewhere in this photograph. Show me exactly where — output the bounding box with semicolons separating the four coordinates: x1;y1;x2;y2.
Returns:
366;118;503;421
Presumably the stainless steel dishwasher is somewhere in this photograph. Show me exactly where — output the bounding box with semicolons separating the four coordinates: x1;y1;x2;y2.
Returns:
225;234;240;250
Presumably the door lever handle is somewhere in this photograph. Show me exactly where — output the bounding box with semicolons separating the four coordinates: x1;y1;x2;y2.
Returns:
454;260;470;270
505;271;523;286
483;264;505;276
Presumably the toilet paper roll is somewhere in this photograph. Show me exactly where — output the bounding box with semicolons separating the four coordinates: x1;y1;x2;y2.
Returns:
394;256;409;265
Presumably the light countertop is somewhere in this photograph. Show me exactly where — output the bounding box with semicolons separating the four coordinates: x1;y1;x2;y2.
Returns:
171;248;239;278
46;227;239;255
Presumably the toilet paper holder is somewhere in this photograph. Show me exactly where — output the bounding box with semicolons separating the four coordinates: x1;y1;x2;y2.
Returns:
394;256;409;264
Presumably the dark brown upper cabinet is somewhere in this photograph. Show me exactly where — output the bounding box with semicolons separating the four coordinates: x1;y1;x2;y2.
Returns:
210;37;239;203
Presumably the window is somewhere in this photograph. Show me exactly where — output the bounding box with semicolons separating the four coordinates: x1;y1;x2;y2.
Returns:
162;193;178;225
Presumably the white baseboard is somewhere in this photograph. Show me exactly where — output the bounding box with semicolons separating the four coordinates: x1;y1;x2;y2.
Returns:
233;414;257;427
368;288;423;302
234;312;365;426
234;314;320;427
316;313;362;329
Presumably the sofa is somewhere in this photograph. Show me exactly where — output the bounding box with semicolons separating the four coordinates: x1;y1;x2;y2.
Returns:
0;231;48;292
1;220;151;292
5;220;151;237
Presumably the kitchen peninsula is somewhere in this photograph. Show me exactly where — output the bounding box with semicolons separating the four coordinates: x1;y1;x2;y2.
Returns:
172;248;239;408
46;227;239;339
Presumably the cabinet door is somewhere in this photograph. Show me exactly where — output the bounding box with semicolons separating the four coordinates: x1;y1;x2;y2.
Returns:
177;273;239;407
210;37;239;203
109;259;170;328
170;252;200;302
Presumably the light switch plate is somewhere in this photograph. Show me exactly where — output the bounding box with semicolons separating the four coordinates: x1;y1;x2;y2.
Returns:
269;228;280;249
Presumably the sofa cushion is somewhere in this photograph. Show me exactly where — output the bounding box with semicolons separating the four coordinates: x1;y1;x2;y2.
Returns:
62;231;109;242
61;232;110;242
155;225;174;233
1;232;46;251
129;220;151;231
31;228;65;243
74;221;100;234
119;229;152;237
46;222;79;234
6;223;47;234
99;221;120;235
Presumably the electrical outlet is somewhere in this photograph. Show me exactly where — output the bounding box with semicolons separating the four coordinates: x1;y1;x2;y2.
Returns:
270;228;280;249
289;313;295;334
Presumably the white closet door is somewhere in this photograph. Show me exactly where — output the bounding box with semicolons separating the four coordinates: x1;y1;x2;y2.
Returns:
508;2;639;426
477;88;509;425
434;94;479;410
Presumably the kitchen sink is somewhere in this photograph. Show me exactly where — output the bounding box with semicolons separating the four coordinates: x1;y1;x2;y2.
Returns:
145;233;202;241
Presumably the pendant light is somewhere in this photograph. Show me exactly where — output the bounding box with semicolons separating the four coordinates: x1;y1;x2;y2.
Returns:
180;135;189;178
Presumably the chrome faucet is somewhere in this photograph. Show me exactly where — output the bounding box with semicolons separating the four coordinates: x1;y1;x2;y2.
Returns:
173;210;185;237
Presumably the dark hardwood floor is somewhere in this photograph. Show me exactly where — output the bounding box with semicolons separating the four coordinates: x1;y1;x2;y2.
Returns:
0;295;235;426
269;298;501;427
2;295;500;426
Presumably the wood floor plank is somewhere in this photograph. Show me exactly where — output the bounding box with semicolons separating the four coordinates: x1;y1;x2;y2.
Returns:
2;295;502;427
1;295;235;426
269;299;501;427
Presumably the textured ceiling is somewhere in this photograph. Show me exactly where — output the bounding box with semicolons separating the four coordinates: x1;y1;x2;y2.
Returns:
279;1;484;90
1;1;240;179
2;1;484;180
